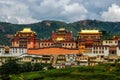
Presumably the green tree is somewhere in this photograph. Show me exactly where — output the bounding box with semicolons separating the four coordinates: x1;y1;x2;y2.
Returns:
21;62;32;72
0;59;20;75
33;63;43;71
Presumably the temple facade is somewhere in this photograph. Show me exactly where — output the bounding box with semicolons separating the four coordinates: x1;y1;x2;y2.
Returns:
40;28;76;48
52;28;73;41
78;30;102;49
12;28;39;48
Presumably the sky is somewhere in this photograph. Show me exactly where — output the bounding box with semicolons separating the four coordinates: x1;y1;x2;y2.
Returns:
0;0;120;24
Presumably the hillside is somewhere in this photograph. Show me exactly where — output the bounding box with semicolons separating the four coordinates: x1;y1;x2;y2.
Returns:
0;20;120;45
3;63;120;80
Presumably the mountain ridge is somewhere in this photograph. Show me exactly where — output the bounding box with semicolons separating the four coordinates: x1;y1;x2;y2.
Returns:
0;19;120;45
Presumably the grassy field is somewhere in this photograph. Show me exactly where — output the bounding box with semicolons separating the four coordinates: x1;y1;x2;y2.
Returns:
1;63;120;80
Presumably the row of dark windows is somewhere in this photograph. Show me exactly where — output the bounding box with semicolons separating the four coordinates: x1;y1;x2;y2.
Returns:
41;43;53;46
77;57;88;60
0;48;25;51
41;43;74;46
0;50;24;53
93;47;107;50
62;43;74;46
105;41;117;44
93;51;104;54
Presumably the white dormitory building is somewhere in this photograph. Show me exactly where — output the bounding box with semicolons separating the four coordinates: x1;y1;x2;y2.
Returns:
102;40;120;56
0;46;27;66
83;45;109;57
0;46;27;57
84;40;120;57
91;45;109;57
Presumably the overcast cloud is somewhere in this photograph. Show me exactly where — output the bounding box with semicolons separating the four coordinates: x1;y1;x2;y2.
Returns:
0;0;120;24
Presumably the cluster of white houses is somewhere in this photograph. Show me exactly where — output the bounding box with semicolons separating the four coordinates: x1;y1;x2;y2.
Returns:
0;28;120;68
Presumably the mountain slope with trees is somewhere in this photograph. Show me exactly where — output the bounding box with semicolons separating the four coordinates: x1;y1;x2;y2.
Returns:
0;20;120;46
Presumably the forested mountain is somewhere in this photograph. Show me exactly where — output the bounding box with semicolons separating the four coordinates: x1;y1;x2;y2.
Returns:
0;20;120;46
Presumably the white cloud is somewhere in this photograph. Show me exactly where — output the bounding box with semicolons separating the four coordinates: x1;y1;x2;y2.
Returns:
0;0;88;24
0;0;119;24
61;3;88;22
101;4;120;22
0;0;39;24
29;0;88;22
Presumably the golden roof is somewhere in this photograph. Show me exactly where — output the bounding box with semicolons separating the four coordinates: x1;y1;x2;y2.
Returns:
58;28;66;31
19;28;36;34
20;28;32;32
80;30;100;33
56;37;64;41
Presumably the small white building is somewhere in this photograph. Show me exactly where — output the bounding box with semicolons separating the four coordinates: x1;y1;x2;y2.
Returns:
92;45;109;56
65;54;76;62
64;54;77;67
76;54;89;66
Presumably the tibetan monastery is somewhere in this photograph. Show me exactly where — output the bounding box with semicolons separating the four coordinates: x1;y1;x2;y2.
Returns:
12;28;39;48
40;28;76;48
78;29;102;50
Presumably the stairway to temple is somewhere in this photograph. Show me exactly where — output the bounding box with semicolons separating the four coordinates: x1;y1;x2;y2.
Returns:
52;55;58;66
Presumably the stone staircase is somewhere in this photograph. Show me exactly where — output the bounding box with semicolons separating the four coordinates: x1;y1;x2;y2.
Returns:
52;55;58;66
